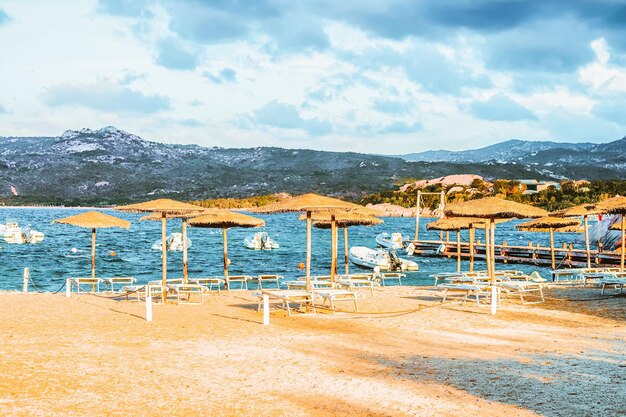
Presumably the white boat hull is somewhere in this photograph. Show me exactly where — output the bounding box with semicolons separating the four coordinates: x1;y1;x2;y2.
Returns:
152;233;191;251
375;232;405;250
244;232;279;250
1;221;44;244
349;246;418;271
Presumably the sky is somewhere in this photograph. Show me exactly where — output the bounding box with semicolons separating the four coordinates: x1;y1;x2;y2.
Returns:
1;0;626;154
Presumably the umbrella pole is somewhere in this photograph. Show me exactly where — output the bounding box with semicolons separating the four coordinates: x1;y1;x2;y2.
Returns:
161;214;167;301
182;218;188;283
456;230;461;273
484;223;491;280
620;213;626;271
584;215;591;268
489;219;497;316
469;227;475;272
306;211;312;292
330;214;337;283
223;227;229;278
550;228;555;270
344;226;349;275
91;228;96;292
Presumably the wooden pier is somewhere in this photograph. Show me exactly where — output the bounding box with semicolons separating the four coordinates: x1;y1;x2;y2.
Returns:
411;239;623;268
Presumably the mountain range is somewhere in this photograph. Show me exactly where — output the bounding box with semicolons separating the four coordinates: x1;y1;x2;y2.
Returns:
398;138;626;179
0;127;624;204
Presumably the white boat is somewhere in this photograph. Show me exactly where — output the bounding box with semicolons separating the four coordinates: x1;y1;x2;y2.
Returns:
376;232;415;255
244;232;279;250
348;246;418;271
376;232;407;250
151;232;191;251
0;219;45;244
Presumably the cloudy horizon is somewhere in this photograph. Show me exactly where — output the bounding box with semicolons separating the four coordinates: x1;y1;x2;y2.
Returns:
1;0;625;154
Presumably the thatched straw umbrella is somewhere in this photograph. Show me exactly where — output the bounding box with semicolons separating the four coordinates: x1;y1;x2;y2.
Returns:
445;197;547;314
426;217;493;272
594;196;626;270
115;199;204;294
553;204;598;268
189;209;264;284
53;211;130;284
253;193;380;290
299;211;383;275
517;216;581;269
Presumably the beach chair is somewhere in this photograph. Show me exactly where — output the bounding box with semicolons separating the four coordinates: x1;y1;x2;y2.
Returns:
253;274;284;289
284;280;334;290
497;281;545;304
312;289;360;313
190;277;225;293
256;290;316;316
439;283;499;306
336;277;379;297
377;272;405;286
168;284;205;305
599;273;626;295
69;277;103;293
226;275;251;290
102;277;136;293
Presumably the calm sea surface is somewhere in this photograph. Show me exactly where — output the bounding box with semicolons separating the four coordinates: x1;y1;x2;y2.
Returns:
0;208;582;291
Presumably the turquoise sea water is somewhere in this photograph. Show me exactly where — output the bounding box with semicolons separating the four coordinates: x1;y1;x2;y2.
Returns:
0;208;581;291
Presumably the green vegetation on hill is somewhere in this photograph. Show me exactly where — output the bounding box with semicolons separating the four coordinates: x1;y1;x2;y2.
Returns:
190;194;283;209
360;179;626;211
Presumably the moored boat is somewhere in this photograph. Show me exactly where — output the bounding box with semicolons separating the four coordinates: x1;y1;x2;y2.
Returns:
151;232;191;251
349;246;418;271
244;232;279;250
0;219;45;244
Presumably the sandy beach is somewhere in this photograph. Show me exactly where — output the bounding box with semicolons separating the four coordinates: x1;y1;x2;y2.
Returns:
1;286;624;417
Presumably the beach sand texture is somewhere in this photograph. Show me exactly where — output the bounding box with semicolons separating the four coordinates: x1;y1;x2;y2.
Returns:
1;286;625;417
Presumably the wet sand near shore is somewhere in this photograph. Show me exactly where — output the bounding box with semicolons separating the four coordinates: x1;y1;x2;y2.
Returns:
1;286;624;416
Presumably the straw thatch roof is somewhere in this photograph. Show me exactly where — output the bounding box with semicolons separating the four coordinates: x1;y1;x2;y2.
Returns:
444;197;547;219
551;203;599;217
297;212;383;228
593;196;626;214
426;217;487;231
251;193;380;215
139;211;206;221
114;198;203;214
516;216;580;232
188;209;265;229
609;220;625;231
53;211;131;229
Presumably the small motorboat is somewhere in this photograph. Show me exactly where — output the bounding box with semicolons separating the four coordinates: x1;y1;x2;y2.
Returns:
376;232;407;250
0;219;45;244
376;232;415;255
152;232;191;251
348;246;418;271
244;232;279;250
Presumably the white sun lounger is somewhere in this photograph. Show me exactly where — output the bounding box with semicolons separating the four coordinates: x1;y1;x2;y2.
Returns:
226;275;251;290
102;277;136;293
69;277;103;293
257;290;316;316
123;284;166;304
599;275;626;295
284;280;335;290
312;289;360;313
497;281;545;304
439;283;499;306
190;277;225;293
252;274;284;289
167;284;205;305
336;278;378;297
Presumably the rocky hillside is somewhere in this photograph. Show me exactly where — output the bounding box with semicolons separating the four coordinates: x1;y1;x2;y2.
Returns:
0;127;553;204
399;137;626;180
